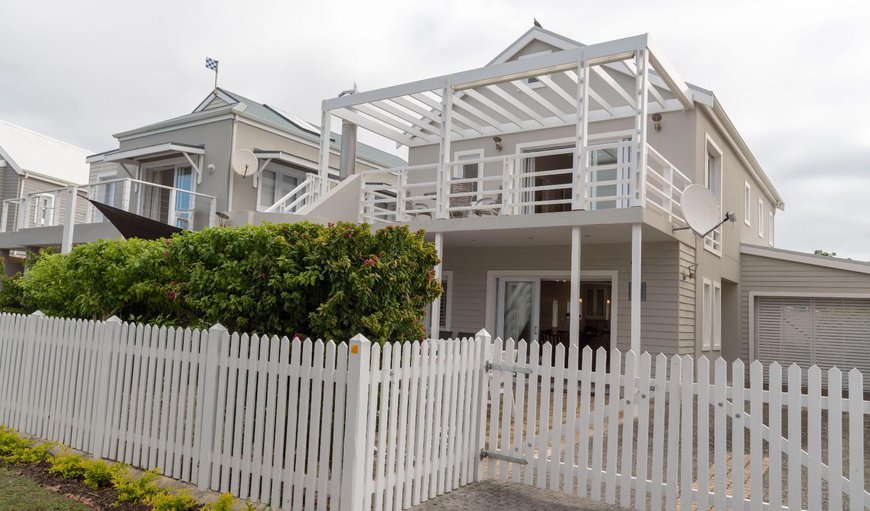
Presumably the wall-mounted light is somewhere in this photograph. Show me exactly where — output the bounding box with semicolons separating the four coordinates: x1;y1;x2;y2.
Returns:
651;112;662;132
207;164;216;174
493;136;503;152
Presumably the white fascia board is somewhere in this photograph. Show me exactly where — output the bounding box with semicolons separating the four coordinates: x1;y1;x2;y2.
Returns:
741;244;870;275
700;101;784;209
0;145;22;175
104;143;204;162
20;170;80;187
252;151;319;172
324;34;648;112
114;107;236;141
646;37;693;110
236;115;394;170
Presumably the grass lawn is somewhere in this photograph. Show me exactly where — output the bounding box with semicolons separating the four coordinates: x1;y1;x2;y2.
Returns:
0;465;90;511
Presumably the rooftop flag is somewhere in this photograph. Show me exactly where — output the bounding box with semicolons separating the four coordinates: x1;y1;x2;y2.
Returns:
205;57;219;89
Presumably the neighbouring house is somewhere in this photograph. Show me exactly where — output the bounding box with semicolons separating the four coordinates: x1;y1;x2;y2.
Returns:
294;26;870;377
0;119;91;274
0;87;405;256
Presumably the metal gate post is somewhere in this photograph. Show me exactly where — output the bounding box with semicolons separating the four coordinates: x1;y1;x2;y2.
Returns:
472;329;492;482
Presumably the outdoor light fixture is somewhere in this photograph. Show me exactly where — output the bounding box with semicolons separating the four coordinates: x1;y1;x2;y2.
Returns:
651;112;662;132
493;136;503;152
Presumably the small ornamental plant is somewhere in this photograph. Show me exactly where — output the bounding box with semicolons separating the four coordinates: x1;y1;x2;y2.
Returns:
11;222;441;343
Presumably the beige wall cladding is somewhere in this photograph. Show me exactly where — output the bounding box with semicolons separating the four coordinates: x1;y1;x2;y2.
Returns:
739;251;870;362
441;240;683;355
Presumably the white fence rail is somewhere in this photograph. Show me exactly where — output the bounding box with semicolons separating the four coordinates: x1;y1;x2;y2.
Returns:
358;133;692;225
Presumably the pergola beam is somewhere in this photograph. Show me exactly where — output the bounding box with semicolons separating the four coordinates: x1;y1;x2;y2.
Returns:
323;34;649;111
487;84;547;126
511;79;572;123
566;70;616;117
452;96;515;132
592;66;637;109
332;108;419;146
374;100;442;137
647;40;693;110
412;93;488;135
352;103;439;144
462;88;528;129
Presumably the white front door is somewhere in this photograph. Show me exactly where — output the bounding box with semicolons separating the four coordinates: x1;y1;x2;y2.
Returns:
496;277;540;342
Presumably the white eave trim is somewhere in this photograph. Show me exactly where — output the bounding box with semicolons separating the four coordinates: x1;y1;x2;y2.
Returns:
103;142;205;162
193;89;238;113
702;100;784;210
252;151;320;172
0;146;22;174
113;107;236;141
741;244;870;275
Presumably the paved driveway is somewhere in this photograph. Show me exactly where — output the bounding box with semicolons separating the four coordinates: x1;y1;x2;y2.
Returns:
408;479;628;511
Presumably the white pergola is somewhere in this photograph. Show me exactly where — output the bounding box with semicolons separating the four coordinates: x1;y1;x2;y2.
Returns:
319;34;696;351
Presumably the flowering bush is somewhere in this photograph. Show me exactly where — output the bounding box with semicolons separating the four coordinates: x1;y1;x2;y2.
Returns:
11;222;440;343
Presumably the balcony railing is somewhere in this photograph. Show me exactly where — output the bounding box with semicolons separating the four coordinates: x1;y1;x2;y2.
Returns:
264;173;339;214
0;178;218;233
358;130;693;225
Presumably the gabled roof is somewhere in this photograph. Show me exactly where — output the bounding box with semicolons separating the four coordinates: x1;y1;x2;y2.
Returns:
487;26;584;65
0;119;90;184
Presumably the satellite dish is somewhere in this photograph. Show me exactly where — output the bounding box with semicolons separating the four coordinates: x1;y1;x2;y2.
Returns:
231;149;258;179
681;184;721;236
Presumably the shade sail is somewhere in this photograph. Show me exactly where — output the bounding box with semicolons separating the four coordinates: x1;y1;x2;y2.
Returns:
85;198;183;240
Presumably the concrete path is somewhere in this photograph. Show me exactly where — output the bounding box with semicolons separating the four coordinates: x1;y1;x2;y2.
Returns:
408;479;628;511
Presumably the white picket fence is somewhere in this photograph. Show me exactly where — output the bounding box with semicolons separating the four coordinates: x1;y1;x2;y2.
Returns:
486;337;870;511
0;311;868;511
0;312;486;511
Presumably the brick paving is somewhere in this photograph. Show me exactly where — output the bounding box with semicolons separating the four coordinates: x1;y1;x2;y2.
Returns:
407;478;628;511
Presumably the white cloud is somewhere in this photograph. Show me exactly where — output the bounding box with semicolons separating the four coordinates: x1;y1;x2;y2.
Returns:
1;0;869;257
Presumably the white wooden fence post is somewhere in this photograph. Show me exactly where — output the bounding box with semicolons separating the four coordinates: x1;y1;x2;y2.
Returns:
340;333;371;511
91;316;121;459
472;328;492;482
18;311;44;433
197;323;227;490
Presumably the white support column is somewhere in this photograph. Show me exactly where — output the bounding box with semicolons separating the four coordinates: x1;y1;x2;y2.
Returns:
572;53;590;211
61;186;77;254
318;107;333;197
436;87;454;219
430;232;444;339
631;48;650;207
630;223;642;355
569;226;582;346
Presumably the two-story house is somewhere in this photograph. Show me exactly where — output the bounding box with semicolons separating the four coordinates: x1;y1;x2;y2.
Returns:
0;119;91;273
297;26;870;374
0;88;405;256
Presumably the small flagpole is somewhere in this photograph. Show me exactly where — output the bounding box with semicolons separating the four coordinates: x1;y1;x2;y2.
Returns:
214;66;218;90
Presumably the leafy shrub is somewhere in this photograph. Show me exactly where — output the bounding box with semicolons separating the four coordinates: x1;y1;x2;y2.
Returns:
0;274;28;314
14;222;441;342
81;458;120;489
112;468;163;504
146;490;199;511
48;452;86;479
0;427;49;464
204;493;235;511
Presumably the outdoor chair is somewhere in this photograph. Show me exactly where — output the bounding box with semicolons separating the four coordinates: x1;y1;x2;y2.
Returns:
449;181;473;218
473;186;502;216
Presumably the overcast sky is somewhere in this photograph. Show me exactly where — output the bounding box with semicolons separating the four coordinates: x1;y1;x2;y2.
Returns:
2;0;869;258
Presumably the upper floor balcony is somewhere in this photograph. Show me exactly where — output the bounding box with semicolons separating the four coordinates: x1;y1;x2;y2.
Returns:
357;131;691;226
0;177;218;235
312;33;700;233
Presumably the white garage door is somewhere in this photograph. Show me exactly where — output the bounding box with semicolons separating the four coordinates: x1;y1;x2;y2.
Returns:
755;296;870;380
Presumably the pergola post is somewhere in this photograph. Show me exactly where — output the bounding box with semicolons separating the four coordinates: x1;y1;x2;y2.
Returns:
569;226;582;346
631;47;650;208
630;223;642;354
430;232;444;339
61;185;77;254
318;107;332;197
572;54;590;211
435;87;454;219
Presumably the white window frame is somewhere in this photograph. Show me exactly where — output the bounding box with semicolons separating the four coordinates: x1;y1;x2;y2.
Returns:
744;181;751;227
769;211;774;246
713;281;721;350
703;135;724;256
427;270;453;331
453;149;485;203
758;199;764;238
32;193;55;226
702;278;713;350
256;164;309;212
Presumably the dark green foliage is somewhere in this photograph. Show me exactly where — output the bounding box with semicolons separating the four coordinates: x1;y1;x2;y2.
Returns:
10;222;440;343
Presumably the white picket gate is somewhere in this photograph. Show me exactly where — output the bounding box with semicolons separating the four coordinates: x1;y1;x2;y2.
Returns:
485;336;870;511
1;311;869;511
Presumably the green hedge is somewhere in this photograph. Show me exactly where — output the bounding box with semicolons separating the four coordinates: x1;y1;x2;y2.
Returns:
4;222;441;343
